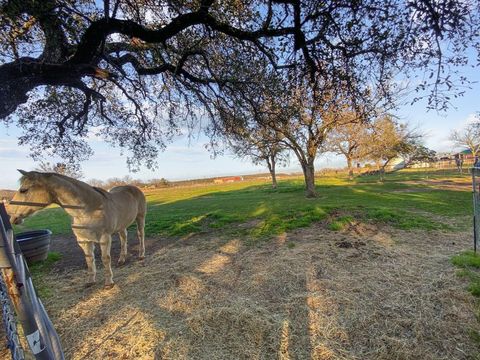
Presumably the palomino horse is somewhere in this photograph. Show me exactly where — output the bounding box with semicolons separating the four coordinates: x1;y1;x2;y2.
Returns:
7;170;147;289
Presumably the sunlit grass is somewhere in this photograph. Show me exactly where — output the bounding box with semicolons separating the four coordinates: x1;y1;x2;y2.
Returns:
28;252;62;298
328;216;353;231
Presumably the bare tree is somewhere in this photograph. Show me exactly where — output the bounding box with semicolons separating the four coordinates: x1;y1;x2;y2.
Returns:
218;106;288;189
35;161;83;179
365;116;419;181
87;178;105;188
0;1;477;168
233;129;287;189
449;121;480;157
324;114;371;180
103;175;133;188
401;143;436;168
149;178;170;188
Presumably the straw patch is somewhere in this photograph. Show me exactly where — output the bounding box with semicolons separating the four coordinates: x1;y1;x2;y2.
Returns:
158;275;205;314
35;224;479;359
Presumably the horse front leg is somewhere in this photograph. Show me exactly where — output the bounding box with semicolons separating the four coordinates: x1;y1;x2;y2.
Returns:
99;234;114;289
77;240;96;286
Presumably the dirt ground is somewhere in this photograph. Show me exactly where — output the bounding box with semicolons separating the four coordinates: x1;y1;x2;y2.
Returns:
400;178;473;192
1;218;473;360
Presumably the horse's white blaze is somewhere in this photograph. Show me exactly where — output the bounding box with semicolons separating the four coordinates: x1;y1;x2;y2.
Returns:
8;170;147;288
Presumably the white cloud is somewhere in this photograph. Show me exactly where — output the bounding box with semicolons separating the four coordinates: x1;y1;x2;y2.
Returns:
422;112;479;152
464;113;478;125
85;126;104;142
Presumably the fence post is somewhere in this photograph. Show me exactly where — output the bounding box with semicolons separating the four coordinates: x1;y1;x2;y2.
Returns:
473;168;480;254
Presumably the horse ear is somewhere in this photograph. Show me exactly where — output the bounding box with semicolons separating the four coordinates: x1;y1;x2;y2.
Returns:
17;169;28;176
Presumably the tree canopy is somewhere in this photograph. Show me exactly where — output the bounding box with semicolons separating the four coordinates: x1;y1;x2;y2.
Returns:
218;111;288;189
1;0;478;168
324;114;371;179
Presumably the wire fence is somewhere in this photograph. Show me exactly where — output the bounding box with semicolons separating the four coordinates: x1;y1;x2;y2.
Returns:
0;275;24;360
429;159;476;171
0;203;64;360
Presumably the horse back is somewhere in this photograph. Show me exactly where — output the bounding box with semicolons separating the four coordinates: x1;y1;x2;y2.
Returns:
108;185;146;215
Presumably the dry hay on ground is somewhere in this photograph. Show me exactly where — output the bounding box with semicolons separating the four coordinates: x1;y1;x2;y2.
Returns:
400;178;472;192
8;223;480;360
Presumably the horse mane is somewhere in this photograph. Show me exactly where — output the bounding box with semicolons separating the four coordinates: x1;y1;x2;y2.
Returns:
93;186;109;197
24;172;109;210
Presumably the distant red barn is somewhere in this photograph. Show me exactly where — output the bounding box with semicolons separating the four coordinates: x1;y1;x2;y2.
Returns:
213;176;244;184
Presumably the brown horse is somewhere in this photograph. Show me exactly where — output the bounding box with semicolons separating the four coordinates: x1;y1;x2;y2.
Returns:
7;170;147;289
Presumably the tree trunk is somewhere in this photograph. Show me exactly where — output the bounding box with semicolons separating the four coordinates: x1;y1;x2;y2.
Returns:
379;158;393;182
346;156;353;180
266;155;277;189
379;168;385;182
302;160;317;198
290;143;317;198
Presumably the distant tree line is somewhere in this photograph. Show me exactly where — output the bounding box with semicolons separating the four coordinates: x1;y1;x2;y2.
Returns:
32;164;171;189
88;176;170;189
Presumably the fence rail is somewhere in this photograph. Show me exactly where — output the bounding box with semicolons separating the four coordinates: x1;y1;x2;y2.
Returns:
0;203;64;360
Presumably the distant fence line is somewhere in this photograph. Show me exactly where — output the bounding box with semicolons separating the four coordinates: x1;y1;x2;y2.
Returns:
391;159;476;171
430;159;475;170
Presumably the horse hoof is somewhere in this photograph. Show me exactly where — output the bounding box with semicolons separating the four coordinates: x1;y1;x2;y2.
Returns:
138;256;145;261
117;259;126;267
85;282;95;288
104;283;115;290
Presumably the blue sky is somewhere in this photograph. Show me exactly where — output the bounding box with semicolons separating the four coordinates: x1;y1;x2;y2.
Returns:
1;67;479;190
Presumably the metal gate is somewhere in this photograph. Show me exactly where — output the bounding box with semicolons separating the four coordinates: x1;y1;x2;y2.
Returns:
0;203;64;359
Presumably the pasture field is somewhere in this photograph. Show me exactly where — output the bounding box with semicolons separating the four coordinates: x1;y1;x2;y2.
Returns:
6;170;480;359
16;169;473;238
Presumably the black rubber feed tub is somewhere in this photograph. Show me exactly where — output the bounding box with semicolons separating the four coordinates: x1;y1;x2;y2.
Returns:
15;230;52;263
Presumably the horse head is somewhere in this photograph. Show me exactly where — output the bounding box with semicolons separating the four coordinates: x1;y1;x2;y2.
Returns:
8;170;54;225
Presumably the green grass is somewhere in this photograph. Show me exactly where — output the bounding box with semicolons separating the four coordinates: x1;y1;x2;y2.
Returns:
15;169;472;240
28;252;62;298
452;251;480;297
468;328;480;353
249;205;328;239
451;250;480;347
452;251;480;269
15;207;70;234
366;208;450;230
328;215;353;231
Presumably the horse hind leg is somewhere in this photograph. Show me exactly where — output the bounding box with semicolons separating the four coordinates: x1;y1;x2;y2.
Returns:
136;215;146;260
99;234;114;289
118;228;128;265
77;240;96;286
